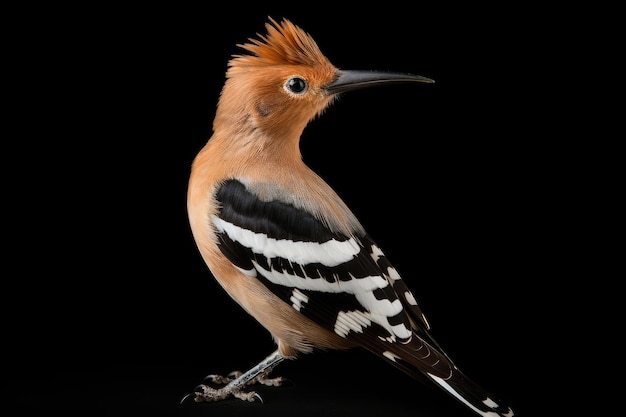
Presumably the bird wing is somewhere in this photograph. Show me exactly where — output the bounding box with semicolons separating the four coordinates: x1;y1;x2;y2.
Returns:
212;178;452;372
212;178;516;416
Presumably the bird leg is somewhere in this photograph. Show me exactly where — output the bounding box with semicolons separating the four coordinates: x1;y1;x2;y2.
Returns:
182;349;285;404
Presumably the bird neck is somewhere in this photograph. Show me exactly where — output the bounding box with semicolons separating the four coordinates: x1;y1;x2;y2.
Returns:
198;125;303;182
217;128;301;164
190;130;366;239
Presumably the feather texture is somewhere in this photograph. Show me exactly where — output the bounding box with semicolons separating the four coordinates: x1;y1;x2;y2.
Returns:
211;178;512;416
186;17;514;417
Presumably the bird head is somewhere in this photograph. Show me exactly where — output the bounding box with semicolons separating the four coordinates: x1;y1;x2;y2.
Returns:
214;17;433;142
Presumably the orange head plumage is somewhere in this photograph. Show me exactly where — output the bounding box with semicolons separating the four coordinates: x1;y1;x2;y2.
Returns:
212;17;433;147
214;18;338;141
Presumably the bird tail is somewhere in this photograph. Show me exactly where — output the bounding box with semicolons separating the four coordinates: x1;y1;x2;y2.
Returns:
368;336;514;417
424;367;514;417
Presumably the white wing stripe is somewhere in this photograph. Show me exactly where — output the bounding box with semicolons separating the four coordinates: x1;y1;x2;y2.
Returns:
253;260;389;293
213;215;360;267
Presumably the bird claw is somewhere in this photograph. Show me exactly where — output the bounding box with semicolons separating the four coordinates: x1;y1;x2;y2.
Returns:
234;390;264;403
180;384;263;403
179;392;195;405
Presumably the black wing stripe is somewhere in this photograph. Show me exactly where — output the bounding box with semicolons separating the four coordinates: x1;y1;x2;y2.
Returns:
216;179;347;242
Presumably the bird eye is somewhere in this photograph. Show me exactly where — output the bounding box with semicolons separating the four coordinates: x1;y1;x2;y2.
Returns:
284;77;308;95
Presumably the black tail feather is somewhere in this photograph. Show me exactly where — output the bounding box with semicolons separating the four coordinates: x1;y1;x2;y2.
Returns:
426;368;514;417
369;338;514;417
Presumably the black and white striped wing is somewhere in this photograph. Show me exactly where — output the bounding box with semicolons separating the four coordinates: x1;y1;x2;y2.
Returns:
211;179;439;347
212;178;514;417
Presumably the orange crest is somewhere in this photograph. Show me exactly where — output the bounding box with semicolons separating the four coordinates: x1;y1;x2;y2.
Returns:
229;17;333;70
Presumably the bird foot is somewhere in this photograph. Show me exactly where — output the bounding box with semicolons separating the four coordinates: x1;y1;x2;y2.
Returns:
181;351;289;405
187;383;264;403
205;370;288;387
181;370;290;404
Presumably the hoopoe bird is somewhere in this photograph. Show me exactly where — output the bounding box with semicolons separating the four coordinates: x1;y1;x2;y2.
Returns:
185;17;514;417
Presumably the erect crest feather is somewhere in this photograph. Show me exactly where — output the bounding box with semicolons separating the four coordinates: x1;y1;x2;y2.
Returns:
228;17;333;70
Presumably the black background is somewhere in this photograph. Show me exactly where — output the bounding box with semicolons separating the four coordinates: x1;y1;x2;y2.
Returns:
7;3;596;417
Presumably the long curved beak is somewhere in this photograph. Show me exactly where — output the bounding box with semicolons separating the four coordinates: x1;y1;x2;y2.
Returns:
325;70;434;95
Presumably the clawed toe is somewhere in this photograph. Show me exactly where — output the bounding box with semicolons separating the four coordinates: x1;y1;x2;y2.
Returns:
203;372;240;385
278;377;295;387
232;390;264;403
252;374;285;387
180;384;264;403
179;392;195;405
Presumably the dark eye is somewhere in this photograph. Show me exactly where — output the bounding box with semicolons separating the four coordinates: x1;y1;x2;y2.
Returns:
284;77;307;95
